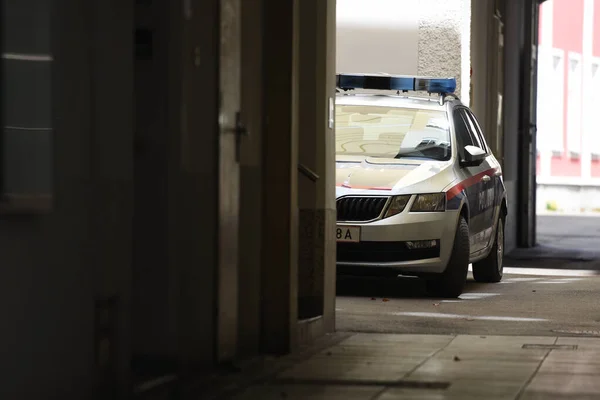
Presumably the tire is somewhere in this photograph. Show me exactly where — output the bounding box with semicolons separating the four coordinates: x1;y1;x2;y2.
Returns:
472;215;505;283
426;215;470;298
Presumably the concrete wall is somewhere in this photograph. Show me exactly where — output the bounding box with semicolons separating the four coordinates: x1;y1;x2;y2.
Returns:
336;0;471;101
537;183;600;213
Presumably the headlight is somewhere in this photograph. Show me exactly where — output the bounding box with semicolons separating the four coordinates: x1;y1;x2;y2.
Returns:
383;195;411;218
411;193;446;212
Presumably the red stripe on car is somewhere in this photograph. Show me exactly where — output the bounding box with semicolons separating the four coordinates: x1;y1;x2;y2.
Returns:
337;183;393;191
446;168;497;200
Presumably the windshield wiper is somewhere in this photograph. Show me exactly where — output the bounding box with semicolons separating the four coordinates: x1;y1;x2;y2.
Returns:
394;144;450;160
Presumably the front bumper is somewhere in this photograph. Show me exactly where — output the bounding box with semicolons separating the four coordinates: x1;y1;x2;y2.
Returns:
336;208;460;275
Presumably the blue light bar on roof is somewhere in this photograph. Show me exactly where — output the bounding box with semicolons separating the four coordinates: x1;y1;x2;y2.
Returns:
336;73;456;94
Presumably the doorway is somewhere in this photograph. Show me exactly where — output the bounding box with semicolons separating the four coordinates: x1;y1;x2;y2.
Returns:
131;0;243;394
532;0;600;265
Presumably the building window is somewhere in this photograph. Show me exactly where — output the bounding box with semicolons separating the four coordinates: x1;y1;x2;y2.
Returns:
589;59;600;160
536;45;552;152
538;48;565;155
567;52;582;157
1;0;53;213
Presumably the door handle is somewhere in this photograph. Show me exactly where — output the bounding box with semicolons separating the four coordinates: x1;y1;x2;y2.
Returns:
481;175;491;182
230;111;248;163
233;111;249;138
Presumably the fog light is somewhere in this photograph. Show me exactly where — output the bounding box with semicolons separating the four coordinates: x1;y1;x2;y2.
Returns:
406;240;439;250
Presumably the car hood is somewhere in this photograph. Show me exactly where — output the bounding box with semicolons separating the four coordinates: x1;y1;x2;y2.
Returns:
336;156;454;196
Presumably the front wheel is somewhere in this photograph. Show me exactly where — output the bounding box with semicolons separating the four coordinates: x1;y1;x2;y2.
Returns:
425;216;469;298
472;216;505;283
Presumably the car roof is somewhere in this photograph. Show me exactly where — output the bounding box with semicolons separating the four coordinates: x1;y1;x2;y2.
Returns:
335;93;455;112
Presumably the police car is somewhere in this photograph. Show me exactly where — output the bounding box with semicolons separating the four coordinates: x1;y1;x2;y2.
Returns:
335;73;507;298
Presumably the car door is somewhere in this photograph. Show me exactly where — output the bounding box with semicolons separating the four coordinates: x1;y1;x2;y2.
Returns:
452;108;493;253
463;109;498;249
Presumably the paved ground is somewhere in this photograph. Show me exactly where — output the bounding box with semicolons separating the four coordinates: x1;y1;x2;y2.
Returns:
209;215;600;399
221;268;600;400
507;214;600;268
336;267;600;336
537;214;600;252
232;333;600;399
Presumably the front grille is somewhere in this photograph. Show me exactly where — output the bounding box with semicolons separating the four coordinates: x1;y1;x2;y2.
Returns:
337;241;440;263
337;196;389;222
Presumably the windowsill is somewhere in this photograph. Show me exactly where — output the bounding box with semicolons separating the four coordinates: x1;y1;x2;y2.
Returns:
0;194;53;214
537;176;600;187
569;151;581;160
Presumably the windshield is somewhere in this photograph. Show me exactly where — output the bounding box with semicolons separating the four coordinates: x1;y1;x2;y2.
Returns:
335;104;451;161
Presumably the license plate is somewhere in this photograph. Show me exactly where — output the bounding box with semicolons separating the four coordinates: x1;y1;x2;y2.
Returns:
336;225;360;243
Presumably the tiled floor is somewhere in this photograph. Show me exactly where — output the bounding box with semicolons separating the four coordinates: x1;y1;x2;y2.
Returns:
231;334;600;399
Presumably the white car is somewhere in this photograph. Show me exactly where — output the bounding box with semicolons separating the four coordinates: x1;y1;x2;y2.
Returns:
335;73;507;298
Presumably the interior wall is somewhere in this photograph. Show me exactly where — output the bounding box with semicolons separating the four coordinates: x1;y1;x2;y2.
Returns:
0;0;94;396
1;0;134;398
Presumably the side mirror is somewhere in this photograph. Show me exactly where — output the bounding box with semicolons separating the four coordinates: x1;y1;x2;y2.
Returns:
460;145;486;167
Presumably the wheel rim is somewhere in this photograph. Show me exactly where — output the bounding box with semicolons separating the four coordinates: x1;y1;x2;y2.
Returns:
497;219;504;274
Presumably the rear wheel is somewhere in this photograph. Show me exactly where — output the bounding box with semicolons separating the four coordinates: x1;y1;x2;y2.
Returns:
425;215;469;298
472;215;505;283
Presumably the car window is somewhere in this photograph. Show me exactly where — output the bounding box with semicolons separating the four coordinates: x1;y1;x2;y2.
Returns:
452;109;474;150
463;109;489;154
335;104;451;161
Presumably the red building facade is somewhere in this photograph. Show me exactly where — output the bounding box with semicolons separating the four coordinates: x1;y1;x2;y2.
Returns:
536;0;600;212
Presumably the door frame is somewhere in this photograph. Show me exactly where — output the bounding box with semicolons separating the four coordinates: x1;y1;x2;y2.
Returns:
517;0;539;247
216;0;243;363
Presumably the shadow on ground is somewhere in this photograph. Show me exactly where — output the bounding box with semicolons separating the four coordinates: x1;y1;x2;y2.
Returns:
506;244;600;270
336;275;488;299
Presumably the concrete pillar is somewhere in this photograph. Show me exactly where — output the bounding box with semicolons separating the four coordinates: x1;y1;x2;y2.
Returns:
260;0;300;355
261;0;336;354
238;0;264;358
296;0;337;337
503;0;525;251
